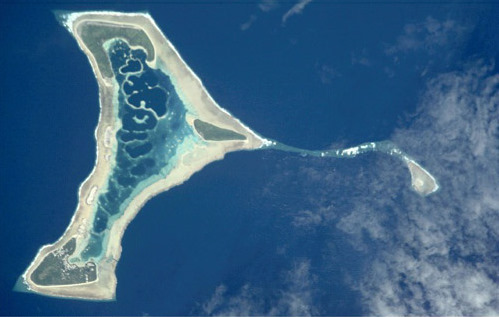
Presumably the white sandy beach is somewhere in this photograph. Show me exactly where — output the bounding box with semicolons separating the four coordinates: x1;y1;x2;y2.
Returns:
20;11;269;300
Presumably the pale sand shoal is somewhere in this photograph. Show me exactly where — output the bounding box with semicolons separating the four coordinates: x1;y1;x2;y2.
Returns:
20;11;268;300
406;159;440;196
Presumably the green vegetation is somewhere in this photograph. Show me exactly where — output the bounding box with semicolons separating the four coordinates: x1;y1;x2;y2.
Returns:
193;119;247;141
79;22;155;78
30;238;97;286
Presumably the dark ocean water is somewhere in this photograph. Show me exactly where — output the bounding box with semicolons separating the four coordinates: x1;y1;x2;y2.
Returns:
1;2;497;316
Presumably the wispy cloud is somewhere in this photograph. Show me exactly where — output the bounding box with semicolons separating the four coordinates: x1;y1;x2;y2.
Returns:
385;16;470;56
316;63;342;84
240;0;313;31
201;260;317;316
351;49;371;67
282;0;314;26
263;60;499;315
363;61;499;315
258;0;279;12
240;0;280;31
346;61;499;315
240;14;258;31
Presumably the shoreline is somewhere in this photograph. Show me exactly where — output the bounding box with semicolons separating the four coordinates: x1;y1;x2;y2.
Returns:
18;11;268;300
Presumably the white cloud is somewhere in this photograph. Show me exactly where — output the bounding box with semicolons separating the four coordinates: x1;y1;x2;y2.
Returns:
385;16;470;56
263;60;499;315
240;14;258;31
239;0;279;31
347;61;499;315
270;260;317;316
282;0;314;25
258;0;279;12
351;49;371;67
201;260;317;316
292;205;335;228
202;284;263;316
316;64;342;84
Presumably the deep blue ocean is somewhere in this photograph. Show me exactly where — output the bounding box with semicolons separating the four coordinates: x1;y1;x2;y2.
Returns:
1;1;498;316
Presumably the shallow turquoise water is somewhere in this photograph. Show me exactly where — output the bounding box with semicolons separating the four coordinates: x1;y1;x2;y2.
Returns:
82;40;194;261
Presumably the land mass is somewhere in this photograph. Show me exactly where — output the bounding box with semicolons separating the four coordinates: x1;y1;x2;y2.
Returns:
16;10;439;302
16;11;269;300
